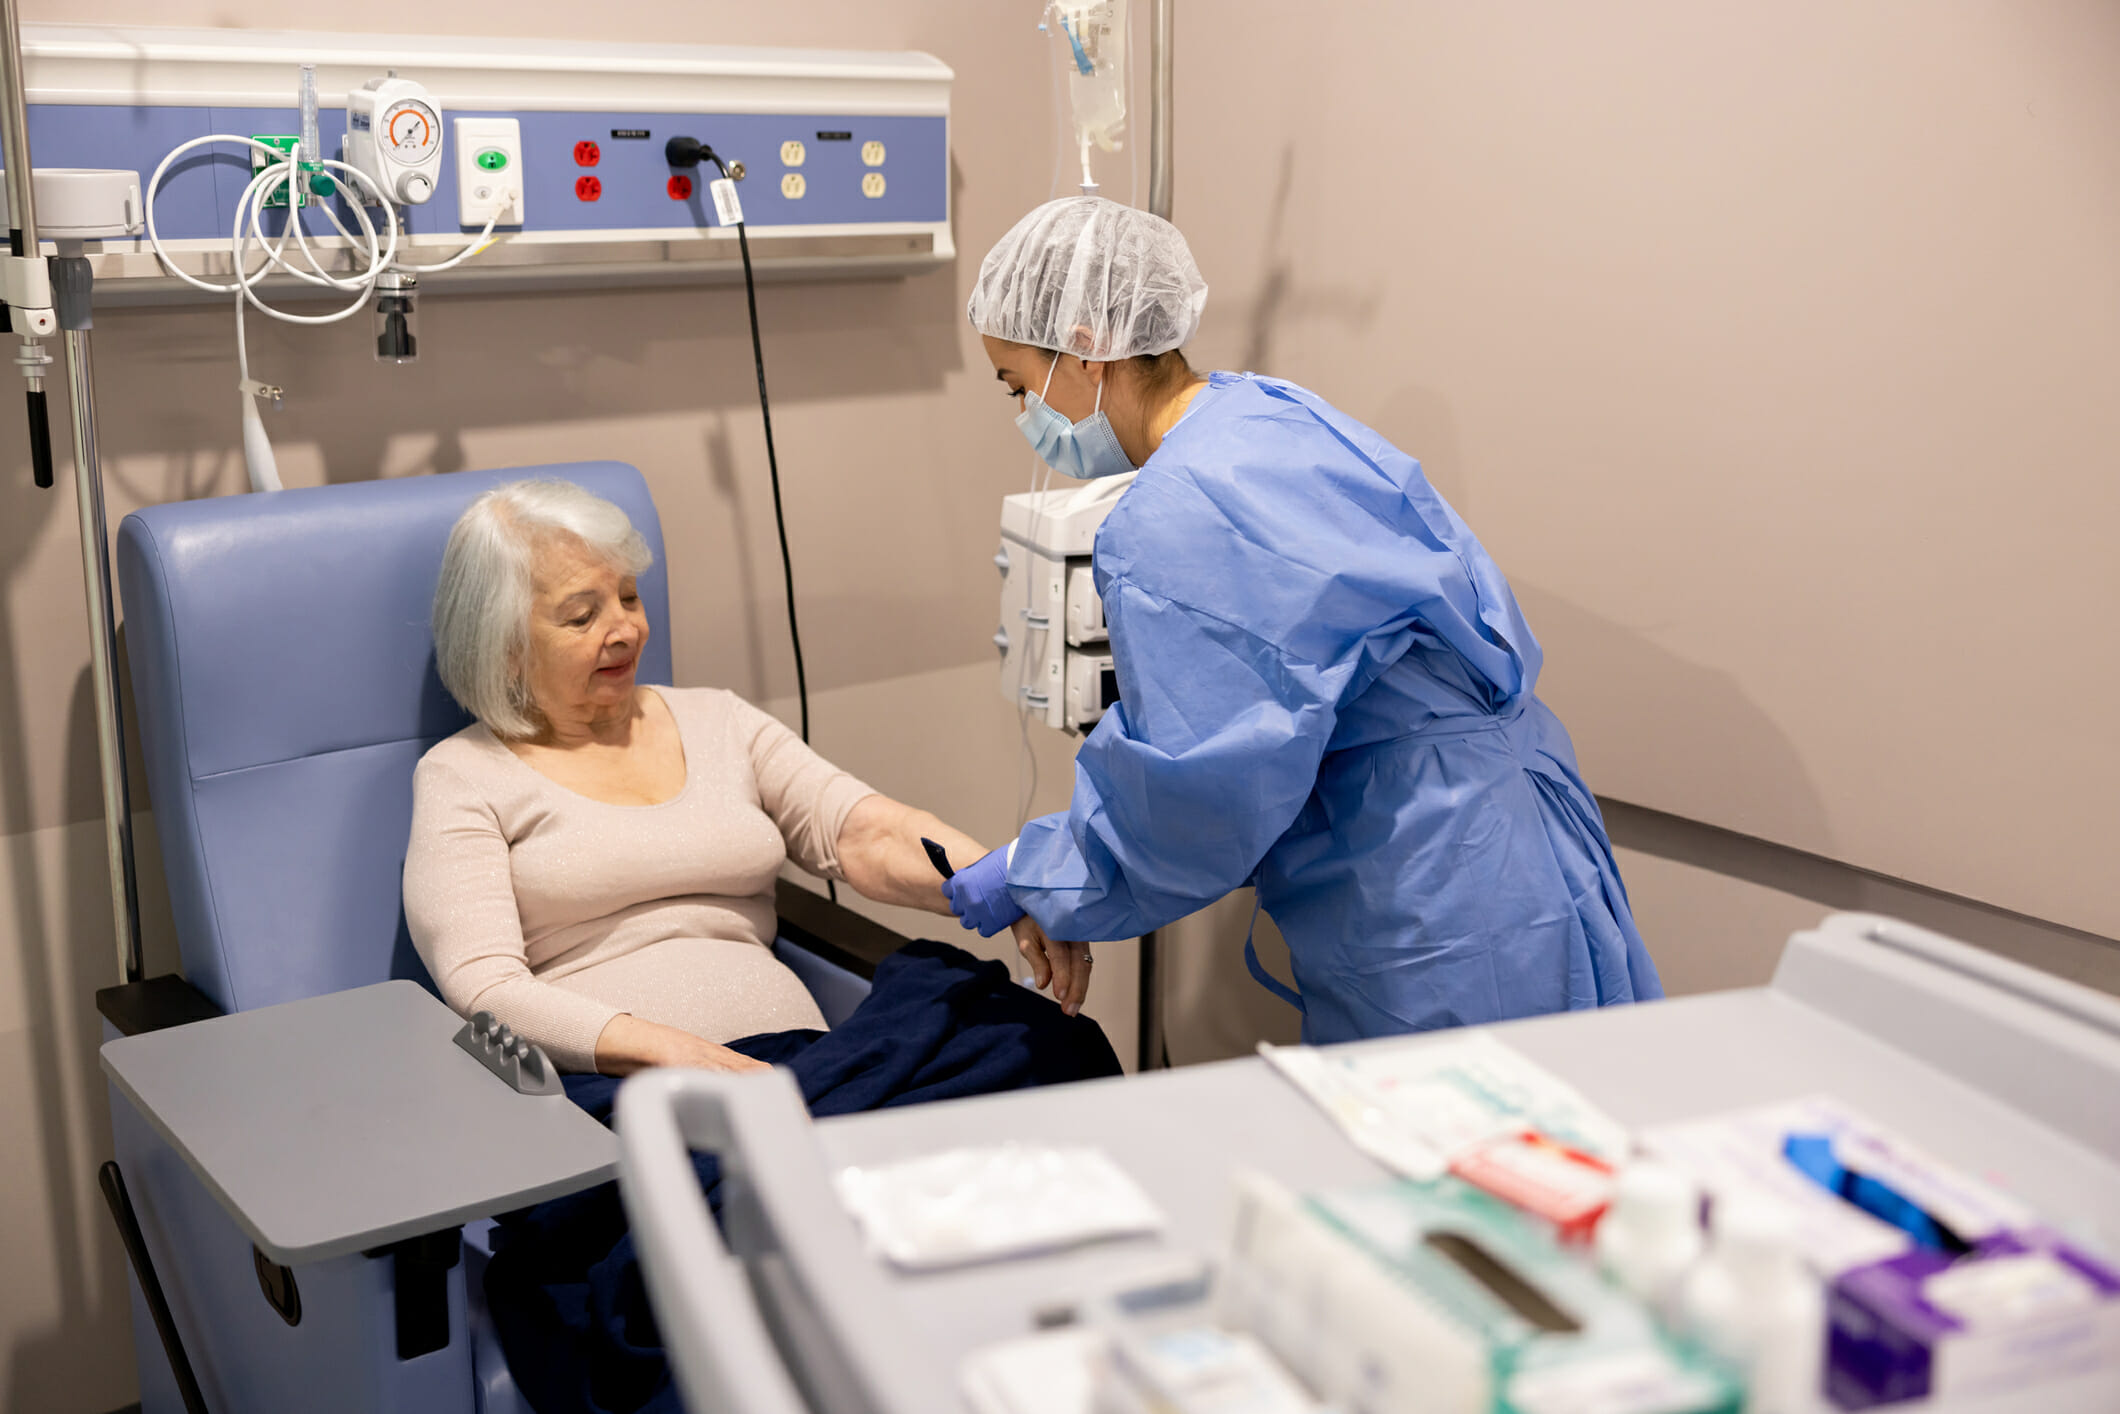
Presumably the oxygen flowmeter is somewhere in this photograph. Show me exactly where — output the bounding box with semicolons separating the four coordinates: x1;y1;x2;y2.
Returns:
346;73;443;204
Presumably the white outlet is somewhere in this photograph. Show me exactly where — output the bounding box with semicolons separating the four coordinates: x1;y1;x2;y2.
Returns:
454;117;524;228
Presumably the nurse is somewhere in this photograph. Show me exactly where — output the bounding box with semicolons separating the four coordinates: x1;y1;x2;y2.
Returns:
943;196;1663;1043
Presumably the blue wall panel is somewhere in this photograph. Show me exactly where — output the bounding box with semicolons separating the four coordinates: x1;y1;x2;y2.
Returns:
27;104;946;240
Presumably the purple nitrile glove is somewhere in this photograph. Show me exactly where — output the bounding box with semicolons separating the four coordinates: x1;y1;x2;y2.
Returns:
939;844;1024;938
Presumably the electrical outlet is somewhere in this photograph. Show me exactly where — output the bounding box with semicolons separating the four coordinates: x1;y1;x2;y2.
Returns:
454;117;524;227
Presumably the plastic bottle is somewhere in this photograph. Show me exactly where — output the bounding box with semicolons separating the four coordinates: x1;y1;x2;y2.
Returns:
1596;1159;1704;1314
1675;1196;1826;1414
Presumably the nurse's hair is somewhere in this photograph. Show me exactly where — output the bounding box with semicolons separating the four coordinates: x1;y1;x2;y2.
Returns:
1024;344;1198;405
432;479;653;739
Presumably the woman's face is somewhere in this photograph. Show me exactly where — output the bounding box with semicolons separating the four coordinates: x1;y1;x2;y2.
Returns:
983;335;1105;423
521;533;649;727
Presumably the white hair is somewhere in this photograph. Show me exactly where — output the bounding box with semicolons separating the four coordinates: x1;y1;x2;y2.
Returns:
432;479;653;739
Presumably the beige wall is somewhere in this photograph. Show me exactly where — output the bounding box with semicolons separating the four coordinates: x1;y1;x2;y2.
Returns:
1169;0;2120;939
5;3;2118;1410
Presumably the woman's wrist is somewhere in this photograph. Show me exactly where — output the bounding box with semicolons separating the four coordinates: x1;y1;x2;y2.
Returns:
593;1012;685;1075
593;1012;766;1076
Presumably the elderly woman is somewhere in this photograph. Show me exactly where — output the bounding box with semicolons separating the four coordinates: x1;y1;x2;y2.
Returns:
403;478;1092;1077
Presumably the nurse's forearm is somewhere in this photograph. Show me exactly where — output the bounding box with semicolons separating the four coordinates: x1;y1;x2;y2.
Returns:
1009;812;1209;945
835;794;989;915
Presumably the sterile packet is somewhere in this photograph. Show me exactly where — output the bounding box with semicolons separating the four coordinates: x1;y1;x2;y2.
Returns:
837;1143;1164;1270
1260;1032;1631;1182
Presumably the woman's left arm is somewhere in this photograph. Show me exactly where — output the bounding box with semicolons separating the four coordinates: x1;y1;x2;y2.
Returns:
732;692;1093;1013
833;793;983;915
836;795;1092;1014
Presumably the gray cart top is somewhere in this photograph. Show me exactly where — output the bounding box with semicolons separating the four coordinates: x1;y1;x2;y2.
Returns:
639;914;2120;1414
101;979;617;1264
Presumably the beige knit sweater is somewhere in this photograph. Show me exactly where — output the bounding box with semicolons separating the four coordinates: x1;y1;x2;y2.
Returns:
403;686;876;1071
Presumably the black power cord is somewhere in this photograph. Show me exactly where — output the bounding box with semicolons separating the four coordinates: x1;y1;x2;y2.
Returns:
668;135;835;903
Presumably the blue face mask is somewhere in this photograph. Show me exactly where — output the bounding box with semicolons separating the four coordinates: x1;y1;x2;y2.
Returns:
1016;358;1134;479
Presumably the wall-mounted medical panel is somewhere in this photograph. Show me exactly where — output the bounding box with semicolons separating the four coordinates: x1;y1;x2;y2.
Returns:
19;25;954;300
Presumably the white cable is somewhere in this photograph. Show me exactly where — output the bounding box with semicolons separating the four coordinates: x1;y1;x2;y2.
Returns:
147;136;397;300
148;135;414;493
322;198;502;275
390;208;502;273
1044;8;1067;204
1014;441;1061;833
147;134;522;494
231;166;393;323
147;140;397;331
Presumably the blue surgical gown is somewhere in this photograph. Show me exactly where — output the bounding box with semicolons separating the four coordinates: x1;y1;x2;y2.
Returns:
1006;372;1663;1044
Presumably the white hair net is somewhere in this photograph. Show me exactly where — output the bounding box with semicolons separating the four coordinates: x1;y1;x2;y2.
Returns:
967;196;1208;360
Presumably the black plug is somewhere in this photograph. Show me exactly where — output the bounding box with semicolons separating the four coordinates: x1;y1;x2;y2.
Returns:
666;135;742;182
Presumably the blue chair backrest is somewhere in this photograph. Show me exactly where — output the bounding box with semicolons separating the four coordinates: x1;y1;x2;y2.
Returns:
116;464;674;1015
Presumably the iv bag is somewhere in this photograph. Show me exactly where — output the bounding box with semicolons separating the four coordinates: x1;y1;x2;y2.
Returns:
1049;0;1128;163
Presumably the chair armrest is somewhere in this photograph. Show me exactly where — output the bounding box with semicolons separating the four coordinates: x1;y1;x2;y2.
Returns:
773;878;910;981
97;974;225;1037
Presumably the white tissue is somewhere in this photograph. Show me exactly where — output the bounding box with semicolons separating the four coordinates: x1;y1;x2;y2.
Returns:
837;1143;1163;1271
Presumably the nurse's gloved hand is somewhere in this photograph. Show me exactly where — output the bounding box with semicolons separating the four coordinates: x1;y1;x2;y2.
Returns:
939;845;1023;938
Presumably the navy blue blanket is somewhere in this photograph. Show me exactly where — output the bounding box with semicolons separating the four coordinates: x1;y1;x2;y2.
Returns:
483;939;1123;1414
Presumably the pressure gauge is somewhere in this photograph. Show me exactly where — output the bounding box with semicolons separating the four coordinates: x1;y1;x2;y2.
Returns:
383;99;440;161
346;75;446;205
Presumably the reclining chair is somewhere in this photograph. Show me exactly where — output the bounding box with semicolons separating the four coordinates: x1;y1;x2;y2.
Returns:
94;463;903;1414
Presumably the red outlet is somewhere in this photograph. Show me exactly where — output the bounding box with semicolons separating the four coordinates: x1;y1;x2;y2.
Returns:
575;175;602;201
574;140;601;167
667;174;694;201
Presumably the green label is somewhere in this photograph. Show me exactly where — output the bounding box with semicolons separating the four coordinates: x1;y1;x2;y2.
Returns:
247;136;334;206
249;134;300;208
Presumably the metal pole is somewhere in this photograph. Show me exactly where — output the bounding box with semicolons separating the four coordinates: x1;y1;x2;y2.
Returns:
1;0;141;981
66;327;143;983
1135;0;1173;1071
0;0;57;492
1147;0;1173;221
1136;929;1163;1071
0;0;35;253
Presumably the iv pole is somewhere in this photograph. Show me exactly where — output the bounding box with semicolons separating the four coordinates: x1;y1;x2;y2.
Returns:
1133;0;1172;1072
0;0;145;986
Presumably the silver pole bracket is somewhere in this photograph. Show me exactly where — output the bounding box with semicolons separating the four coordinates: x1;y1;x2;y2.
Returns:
238;377;283;409
12;330;50;385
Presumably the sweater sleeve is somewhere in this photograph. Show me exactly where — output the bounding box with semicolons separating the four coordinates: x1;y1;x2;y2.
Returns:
402;753;622;1072
724;693;878;881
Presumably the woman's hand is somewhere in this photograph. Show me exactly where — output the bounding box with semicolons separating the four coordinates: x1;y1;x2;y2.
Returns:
660;1032;773;1075
593;1012;771;1077
1012;916;1094;1017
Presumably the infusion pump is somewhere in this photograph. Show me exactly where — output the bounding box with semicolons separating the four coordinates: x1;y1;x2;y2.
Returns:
995;474;1131;733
